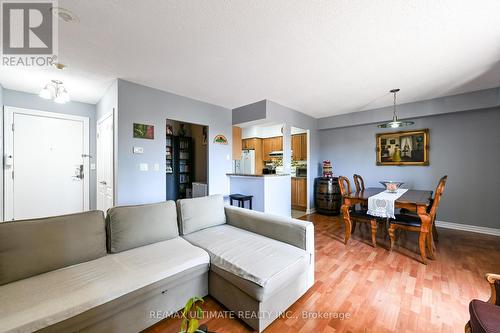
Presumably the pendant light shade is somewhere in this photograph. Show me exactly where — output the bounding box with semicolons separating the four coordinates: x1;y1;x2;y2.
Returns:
377;89;414;128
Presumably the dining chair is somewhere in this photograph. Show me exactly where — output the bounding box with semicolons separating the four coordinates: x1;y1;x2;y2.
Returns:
388;175;448;263
353;174;365;192
353;174;368;210
338;176;379;247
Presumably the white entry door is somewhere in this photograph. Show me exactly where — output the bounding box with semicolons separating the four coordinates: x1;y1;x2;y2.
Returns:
96;112;114;213
4;107;89;221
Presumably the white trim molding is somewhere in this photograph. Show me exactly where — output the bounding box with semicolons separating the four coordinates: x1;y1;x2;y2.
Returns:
435;220;500;237
306;207;316;215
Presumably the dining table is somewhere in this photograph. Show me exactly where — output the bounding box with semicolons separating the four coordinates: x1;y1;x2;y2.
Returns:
341;187;435;262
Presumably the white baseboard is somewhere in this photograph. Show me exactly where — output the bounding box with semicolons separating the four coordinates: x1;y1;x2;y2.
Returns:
435;220;500;237
306;207;316;215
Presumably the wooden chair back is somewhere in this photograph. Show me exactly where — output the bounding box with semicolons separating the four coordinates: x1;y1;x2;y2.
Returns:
353;174;365;192
338;176;352;197
429;175;447;220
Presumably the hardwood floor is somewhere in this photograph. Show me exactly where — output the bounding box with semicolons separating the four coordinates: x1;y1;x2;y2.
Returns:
145;214;500;333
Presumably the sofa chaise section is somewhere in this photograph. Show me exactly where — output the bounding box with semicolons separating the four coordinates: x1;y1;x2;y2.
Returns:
178;195;315;332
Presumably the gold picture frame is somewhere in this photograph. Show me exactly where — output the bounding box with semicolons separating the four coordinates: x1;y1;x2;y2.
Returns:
376;129;429;166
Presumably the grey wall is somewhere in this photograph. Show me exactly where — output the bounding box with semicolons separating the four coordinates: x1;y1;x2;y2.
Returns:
115;79;232;205
232;100;267;125
318;108;500;228
96;80;117;120
2;89;97;210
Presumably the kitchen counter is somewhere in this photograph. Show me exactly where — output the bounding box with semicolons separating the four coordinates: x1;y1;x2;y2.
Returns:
226;173;290;177
228;173;291;217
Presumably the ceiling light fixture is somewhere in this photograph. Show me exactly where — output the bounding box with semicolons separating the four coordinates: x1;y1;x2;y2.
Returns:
39;80;71;104
377;89;414;128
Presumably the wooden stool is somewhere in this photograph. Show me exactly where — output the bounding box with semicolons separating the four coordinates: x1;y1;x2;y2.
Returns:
229;194;253;210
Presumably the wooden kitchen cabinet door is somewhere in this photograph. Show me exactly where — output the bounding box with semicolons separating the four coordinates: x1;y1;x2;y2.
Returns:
291;178;298;206
300;133;307;160
292;135;301;160
232;126;242;160
272;136;283;151
297;178;307;208
262;138;273;161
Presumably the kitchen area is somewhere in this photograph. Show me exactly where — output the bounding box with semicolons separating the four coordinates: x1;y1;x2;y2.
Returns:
228;123;308;218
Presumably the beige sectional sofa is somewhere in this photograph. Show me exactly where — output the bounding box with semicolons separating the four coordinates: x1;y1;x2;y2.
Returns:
0;195;314;333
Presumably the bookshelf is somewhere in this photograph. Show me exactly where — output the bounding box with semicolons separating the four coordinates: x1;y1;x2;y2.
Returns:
166;135;194;200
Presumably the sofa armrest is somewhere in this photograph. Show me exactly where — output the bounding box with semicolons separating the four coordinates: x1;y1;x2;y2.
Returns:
224;206;315;287
486;273;500;305
224;206;313;250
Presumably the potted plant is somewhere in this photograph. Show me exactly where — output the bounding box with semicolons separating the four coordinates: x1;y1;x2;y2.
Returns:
180;297;208;333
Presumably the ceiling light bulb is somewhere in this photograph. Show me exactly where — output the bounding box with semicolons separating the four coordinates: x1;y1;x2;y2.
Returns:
39;86;52;99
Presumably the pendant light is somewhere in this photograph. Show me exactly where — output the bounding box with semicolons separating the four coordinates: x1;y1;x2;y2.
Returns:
377;89;414;128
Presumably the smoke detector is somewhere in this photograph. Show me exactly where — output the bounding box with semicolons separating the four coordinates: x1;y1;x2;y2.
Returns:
51;7;80;23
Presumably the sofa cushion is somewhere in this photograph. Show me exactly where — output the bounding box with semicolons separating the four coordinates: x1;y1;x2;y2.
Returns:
183;224;310;301
177;194;226;235
0;237;210;333
469;300;500;333
0;210;106;286
106;201;179;253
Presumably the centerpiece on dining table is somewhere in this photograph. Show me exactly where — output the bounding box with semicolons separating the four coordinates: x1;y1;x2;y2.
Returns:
379;181;404;193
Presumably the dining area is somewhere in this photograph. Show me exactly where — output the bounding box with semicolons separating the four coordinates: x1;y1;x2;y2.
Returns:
338;174;448;264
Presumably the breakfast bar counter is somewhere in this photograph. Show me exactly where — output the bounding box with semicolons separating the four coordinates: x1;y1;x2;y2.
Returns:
227;173;291;217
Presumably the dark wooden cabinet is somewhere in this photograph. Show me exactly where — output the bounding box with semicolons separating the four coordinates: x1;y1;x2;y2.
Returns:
314;177;341;215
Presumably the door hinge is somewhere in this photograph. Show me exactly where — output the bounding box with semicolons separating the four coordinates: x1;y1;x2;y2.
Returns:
11;123;14;131
11;170;14;179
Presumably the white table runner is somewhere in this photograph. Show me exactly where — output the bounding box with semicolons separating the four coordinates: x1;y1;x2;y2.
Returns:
367;189;408;219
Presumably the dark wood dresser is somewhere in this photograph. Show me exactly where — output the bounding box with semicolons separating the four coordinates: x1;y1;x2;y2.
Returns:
314;177;341;215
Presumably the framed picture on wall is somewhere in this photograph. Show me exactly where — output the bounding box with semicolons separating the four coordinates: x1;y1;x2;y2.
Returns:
376;129;429;166
133;123;154;139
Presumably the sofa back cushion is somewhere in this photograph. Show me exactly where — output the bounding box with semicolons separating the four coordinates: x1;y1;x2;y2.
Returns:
177;194;226;235
106;201;179;253
0;210;106;286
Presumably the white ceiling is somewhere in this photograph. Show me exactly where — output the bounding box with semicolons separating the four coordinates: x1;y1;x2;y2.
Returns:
1;0;500;118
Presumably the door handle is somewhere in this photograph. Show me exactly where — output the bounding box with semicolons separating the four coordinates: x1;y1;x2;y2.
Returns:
99;181;107;185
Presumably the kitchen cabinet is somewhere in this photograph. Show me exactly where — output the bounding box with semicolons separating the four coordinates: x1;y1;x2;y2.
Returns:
262;136;283;161
292;133;307;161
232;126;242;160
262;138;273;161
242;138;257;149
272;136;283;152
291;177;307;210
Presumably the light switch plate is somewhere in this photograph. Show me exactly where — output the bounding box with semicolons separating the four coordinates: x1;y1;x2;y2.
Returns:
139;163;148;171
133;147;144;154
153;163;160;171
